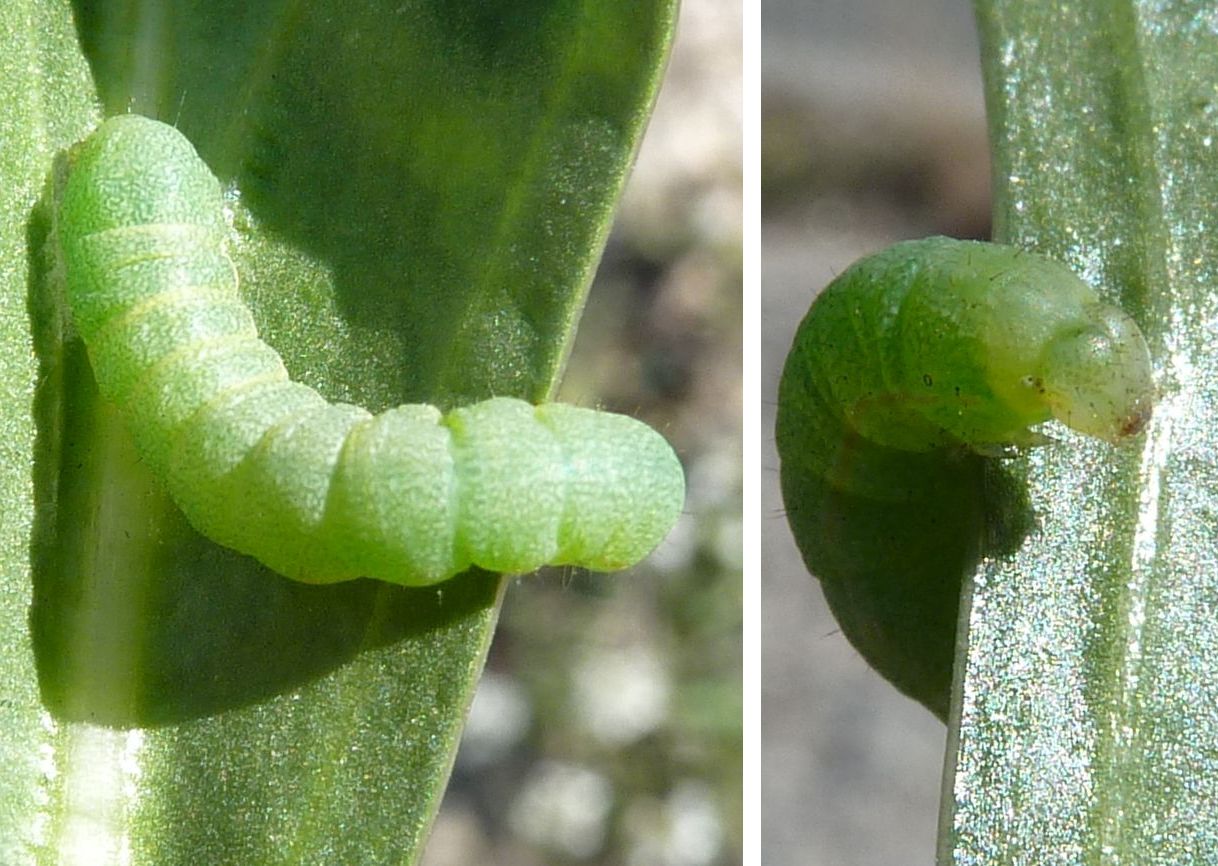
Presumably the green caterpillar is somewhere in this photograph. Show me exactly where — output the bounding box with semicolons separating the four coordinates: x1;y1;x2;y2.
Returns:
776;236;1154;715
54;114;685;587
777;236;1154;501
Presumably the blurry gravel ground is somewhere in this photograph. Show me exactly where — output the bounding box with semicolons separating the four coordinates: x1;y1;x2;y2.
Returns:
421;1;742;865
762;2;992;865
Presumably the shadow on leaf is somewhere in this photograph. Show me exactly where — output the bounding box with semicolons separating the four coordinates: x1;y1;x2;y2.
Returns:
781;435;1035;720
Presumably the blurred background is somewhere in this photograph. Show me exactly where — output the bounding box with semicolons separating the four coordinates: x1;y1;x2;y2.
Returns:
422;1;743;864
762;1;990;865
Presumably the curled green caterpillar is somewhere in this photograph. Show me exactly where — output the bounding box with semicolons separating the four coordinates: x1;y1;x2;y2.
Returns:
54;114;685;587
777;236;1154;500
775;236;1154;715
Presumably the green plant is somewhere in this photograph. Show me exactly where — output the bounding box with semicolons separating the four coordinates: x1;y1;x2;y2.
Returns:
1;1;678;862
943;2;1218;860
779;1;1218;861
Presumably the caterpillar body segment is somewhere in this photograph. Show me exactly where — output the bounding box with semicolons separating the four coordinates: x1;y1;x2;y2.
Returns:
57;115;684;586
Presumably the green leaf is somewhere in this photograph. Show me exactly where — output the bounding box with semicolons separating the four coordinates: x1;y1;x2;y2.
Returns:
943;2;1218;861
2;0;676;862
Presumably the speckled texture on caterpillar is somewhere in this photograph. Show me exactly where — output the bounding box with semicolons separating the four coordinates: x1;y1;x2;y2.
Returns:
57;115;685;586
776;237;1154;502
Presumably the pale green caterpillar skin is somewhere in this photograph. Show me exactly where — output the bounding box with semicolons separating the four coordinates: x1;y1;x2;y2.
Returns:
56;115;684;586
777;237;1154;501
776;237;1154;715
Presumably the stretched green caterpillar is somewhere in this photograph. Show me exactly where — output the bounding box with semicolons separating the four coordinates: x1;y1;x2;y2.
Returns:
54;114;685;587
776;237;1154;716
777;237;1154;500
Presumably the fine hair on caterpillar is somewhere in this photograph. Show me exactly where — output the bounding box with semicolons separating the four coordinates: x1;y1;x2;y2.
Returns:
54;114;685;587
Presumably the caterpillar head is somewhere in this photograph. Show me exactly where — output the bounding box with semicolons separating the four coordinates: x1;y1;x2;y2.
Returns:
1038;302;1154;443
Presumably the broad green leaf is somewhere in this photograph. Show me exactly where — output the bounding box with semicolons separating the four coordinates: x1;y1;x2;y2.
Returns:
943;2;1218;861
2;0;677;862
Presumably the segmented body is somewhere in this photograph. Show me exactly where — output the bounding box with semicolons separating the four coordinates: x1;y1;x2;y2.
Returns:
776;237;1154;502
56;115;684;586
